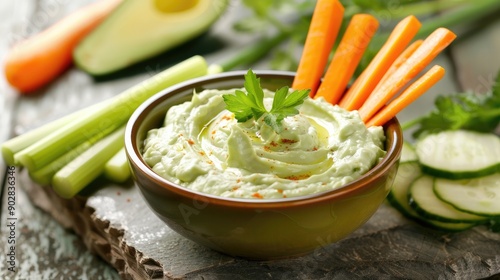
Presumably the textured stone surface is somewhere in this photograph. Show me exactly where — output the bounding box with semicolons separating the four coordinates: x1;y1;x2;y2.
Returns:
0;174;119;279
18;172;500;279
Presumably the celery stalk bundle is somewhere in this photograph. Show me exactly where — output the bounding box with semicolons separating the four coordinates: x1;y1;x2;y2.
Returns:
2;56;209;198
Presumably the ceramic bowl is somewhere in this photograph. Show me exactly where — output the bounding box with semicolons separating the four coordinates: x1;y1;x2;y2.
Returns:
125;70;402;260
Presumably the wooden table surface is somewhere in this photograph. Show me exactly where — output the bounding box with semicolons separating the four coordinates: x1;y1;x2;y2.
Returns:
1;1;500;279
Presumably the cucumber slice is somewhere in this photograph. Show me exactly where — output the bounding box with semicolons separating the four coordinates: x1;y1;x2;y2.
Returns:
425;220;476;232
415;130;500;179
409;175;489;223
401;141;418;163
387;163;475;231
434;173;500;217
387;162;422;217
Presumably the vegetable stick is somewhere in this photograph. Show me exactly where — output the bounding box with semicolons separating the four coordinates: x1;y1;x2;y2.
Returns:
52;126;125;199
338;15;422;111
357;28;456;122
378;39;423;86
366;65;445;127
104;148;131;183
4;0;122;93
314;14;379;104
1;101;106;166
292;0;344;96
28;122;117;185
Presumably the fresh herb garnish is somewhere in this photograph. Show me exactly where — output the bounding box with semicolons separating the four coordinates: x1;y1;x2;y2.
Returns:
222;69;310;133
404;71;500;138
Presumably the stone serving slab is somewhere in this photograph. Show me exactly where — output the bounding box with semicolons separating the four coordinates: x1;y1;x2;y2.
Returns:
20;170;500;279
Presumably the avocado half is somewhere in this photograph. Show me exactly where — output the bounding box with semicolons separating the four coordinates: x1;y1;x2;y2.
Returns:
73;0;228;75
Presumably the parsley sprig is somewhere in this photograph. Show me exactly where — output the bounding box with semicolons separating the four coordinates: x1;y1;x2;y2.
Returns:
404;71;500;138
222;69;310;133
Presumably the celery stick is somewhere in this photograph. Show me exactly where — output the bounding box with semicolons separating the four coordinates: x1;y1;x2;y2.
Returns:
1;102;105;166
14;55;208;171
52;126;125;199
28;124;117;185
104;147;131;183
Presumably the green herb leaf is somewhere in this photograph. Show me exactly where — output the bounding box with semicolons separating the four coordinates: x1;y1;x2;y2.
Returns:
243;69;265;109
280;88;310;108
223;69;310;133
271;86;289;110
408;71;500;138
222;91;254;122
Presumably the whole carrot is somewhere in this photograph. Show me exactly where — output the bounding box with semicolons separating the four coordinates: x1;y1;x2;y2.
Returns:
4;0;122;94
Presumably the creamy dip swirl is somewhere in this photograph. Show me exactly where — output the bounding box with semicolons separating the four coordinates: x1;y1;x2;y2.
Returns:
143;88;386;199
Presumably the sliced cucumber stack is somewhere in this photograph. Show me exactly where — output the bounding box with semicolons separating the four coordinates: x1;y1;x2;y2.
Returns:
388;162;476;231
415;130;500;179
387;132;500;232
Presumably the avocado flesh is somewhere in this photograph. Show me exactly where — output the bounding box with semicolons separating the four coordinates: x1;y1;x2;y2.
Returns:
74;0;228;75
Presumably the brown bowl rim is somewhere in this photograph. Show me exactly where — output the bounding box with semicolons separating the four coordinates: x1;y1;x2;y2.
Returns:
125;70;402;209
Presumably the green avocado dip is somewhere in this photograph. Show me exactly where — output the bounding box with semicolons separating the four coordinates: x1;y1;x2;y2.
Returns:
142;88;386;199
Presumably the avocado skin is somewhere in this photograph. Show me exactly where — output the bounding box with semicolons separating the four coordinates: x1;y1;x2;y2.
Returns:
73;0;228;76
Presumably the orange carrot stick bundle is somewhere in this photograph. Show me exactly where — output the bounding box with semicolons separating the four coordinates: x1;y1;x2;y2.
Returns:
4;0;122;94
366;65;445;127
338;15;422;111
357;27;456;122
292;0;344;96
314;14;379;104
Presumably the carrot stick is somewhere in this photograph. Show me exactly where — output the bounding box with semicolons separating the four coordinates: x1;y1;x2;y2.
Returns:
338;15;422;111
314;14;379;104
4;0;122;94
357;28;456;122
377;39;423;86
366;65;445;127
292;0;344;96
